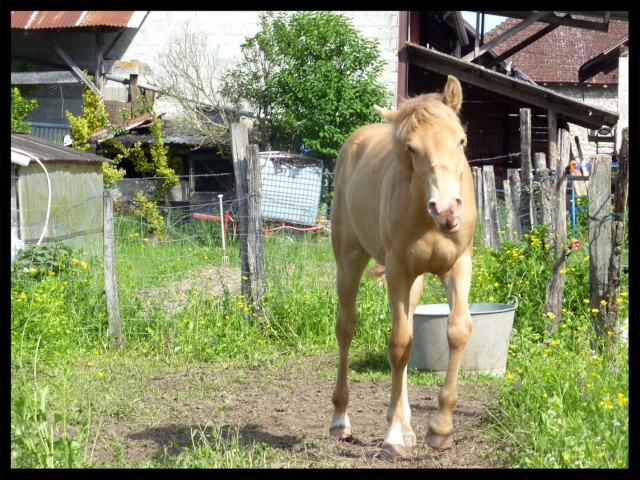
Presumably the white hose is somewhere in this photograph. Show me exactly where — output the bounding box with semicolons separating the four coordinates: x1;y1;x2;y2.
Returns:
11;147;52;245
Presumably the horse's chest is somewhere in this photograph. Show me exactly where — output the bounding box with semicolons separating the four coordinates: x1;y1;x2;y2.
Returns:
407;237;459;276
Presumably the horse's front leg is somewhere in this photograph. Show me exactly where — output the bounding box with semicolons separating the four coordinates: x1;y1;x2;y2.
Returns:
426;253;473;451
380;259;419;460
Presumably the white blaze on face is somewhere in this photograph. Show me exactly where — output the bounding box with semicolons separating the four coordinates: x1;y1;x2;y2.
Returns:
426;165;464;232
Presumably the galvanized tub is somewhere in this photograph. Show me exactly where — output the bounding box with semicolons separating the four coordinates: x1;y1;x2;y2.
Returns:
408;298;518;376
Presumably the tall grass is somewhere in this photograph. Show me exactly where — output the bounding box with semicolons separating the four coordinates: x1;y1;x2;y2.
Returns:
10;196;629;468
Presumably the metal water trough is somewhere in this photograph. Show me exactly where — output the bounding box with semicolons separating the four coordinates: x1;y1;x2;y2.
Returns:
408;298;518;376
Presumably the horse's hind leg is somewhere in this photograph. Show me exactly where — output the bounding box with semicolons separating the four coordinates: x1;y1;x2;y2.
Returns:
330;249;370;440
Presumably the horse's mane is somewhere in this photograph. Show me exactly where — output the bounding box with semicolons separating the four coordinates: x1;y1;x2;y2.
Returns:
390;92;460;143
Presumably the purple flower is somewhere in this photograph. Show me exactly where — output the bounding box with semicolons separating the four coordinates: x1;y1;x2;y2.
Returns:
208;337;215;342
580;393;589;400
514;381;521;388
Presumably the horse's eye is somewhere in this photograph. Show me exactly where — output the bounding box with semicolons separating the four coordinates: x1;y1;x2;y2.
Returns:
461;136;468;147
406;143;415;154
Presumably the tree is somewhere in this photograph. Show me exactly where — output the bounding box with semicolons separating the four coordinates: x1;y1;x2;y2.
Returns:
222;11;392;170
155;22;235;151
11;87;38;133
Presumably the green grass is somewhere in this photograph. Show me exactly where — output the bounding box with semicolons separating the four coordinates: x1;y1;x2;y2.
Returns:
10;201;629;468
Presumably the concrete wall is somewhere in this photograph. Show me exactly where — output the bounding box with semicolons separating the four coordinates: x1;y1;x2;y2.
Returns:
116;11;399;115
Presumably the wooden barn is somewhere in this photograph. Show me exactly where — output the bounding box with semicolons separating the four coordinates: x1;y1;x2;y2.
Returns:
398;11;626;182
11;133;112;260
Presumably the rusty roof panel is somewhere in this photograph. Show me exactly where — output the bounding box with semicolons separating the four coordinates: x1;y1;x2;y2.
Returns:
11;11;147;30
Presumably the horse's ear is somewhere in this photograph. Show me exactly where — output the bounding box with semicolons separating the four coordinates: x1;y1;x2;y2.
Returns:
442;75;463;113
374;105;398;123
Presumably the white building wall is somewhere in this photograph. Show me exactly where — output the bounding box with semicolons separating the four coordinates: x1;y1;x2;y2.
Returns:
115;11;399;118
551;84;619;161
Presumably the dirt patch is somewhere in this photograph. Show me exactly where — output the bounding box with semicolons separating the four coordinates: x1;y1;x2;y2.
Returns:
137;265;241;318
87;354;510;468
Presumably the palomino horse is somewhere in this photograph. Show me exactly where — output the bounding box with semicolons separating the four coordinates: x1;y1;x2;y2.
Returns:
329;75;476;459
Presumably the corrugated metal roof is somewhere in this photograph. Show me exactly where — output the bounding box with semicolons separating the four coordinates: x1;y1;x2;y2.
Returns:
11;11;148;30
11;133;112;163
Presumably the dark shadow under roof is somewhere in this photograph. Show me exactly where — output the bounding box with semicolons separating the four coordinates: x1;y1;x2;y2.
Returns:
406;42;619;130
11;133;112;163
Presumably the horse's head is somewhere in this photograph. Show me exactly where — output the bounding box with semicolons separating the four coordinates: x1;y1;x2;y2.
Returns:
374;75;468;233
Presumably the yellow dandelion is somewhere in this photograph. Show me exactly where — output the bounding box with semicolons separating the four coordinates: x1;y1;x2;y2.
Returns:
98;372;105;378
546;312;555;318
600;299;608;306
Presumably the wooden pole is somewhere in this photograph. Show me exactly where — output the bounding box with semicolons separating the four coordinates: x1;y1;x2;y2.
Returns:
246;144;267;323
518;108;533;233
507;168;522;241
472;166;484;242
482;165;500;249
231;123;251;302
605;127;628;349
588;154;613;349
545;128;570;333
534;152;553;243
547;109;557;173
103;189;122;350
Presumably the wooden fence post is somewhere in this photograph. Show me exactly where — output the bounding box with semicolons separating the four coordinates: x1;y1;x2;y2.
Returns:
507;168;522;241
519;108;534;232
472;166;484;242
482;165;500;249
588;154;613;348
605;127;629;349
231;123;267;323
534;152;553;243
231;123;251;302
246;144;266;322
103;189;122;350
545;128;570;333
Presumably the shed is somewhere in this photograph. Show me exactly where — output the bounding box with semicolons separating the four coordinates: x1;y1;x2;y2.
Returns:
11;133;112;261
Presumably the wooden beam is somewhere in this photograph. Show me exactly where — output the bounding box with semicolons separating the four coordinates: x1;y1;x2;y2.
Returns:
462;11;552;62
49;35;103;100
95;31;104;92
11;70;79;84
474;11;613;31
406;44;618;129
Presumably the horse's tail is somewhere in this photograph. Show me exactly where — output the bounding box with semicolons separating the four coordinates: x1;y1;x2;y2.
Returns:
364;262;385;279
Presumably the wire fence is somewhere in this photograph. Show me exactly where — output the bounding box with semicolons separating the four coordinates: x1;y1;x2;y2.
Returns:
11;148;625;344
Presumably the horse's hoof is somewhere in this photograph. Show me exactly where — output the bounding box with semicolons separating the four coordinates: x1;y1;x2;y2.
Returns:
379;443;406;461
403;431;417;448
329;426;352;441
425;428;453;451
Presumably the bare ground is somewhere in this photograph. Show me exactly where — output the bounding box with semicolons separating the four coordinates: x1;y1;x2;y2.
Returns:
87;264;510;468
87;353;510;469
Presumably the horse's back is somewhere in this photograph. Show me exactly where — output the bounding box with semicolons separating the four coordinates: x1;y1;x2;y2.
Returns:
334;122;392;188
332;123;391;262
